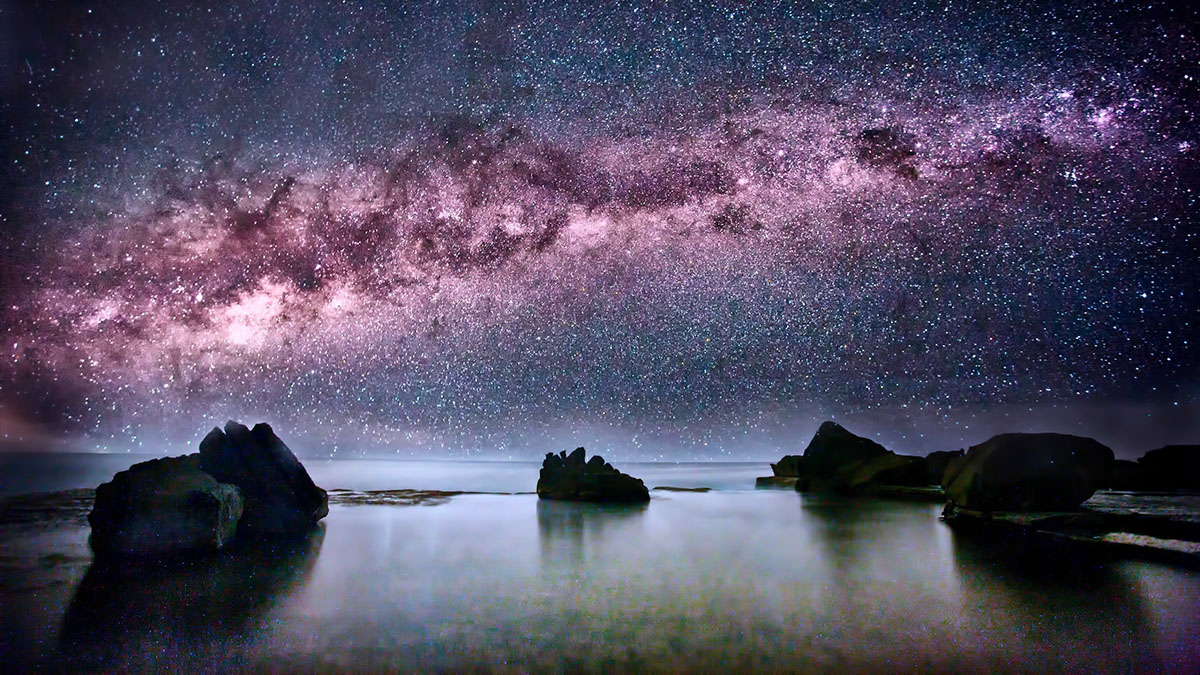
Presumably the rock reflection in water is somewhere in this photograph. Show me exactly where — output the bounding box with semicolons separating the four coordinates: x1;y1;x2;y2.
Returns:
59;526;323;669
536;498;648;565
946;526;1166;671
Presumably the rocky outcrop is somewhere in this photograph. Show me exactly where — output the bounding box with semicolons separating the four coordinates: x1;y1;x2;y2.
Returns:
800;421;892;485
88;455;243;558
755;476;799;489
1103;459;1146;491
925;450;964;485
1138;445;1200;491
537;448;650;502
836;454;929;492
770;455;806;477
942;433;1114;511
786;421;931;494
199;421;329;535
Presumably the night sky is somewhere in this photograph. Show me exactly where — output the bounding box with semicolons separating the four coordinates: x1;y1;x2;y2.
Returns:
1;0;1197;459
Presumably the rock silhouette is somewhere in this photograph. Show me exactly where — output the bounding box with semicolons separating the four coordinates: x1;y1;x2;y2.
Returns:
925;450;965;485
836;454;929;492
784;421;931;494
537;448;649;502
942;433;1114;511
1137;445;1200;491
88;454;243;558
800;421;893;486
199;421;329;535
770;455;805;477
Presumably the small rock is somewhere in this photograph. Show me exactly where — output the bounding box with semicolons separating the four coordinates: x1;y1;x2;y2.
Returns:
755;476;799;489
537;448;649;503
770;455;805;477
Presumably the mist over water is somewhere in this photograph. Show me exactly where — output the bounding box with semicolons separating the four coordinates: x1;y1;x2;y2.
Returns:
0;455;767;495
1;459;1197;671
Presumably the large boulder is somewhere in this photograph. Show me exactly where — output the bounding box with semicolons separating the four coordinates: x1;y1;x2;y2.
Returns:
199;421;328;535
925;450;964;485
770;455;806;477
1138;445;1200;491
88;455;243;558
800;421;891;484
537;448;650;503
942;433;1114;511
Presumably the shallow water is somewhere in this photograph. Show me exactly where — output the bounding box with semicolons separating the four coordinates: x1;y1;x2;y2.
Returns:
1;460;1198;672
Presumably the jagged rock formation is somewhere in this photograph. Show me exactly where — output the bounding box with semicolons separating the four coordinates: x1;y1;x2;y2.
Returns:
88;455;243;558
199;421;329;535
88;421;328;558
537;447;650;502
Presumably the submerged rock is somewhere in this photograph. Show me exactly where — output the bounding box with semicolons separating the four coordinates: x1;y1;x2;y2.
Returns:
942;433;1114;511
537;448;650;502
88;455;243;558
1138;445;1200;491
755;476;799;489
199;421;328;535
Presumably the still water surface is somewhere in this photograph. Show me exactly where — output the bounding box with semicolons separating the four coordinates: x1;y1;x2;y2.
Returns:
1;458;1197;671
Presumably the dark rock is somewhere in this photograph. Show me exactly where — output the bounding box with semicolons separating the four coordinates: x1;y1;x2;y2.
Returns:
837;454;929;492
537;447;649;503
925;450;965;485
770;455;805;477
1138;445;1200;491
790;421;893;492
755;476;799;489
88;454;242;558
800;421;891;482
942;433;1114;511
1104;459;1147;491
784;422;932;495
199;421;328;535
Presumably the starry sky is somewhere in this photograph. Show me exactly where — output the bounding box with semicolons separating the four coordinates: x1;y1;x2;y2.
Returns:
1;0;1197;459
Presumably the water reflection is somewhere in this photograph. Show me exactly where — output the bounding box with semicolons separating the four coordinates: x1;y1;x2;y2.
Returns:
947;526;1159;672
60;527;324;668
536;499;647;565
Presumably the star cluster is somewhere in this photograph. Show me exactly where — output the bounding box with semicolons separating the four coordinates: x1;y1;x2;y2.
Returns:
2;1;1197;458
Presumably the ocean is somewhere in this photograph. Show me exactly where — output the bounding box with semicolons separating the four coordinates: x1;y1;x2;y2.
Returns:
1;455;1197;671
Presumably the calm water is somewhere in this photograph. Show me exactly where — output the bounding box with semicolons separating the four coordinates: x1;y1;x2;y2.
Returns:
1;457;1198;672
0;454;768;494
